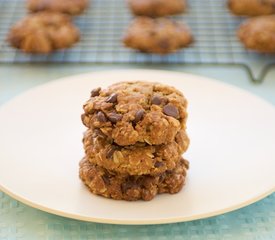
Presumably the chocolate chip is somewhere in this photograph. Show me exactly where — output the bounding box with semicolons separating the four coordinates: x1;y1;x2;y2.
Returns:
106;146;118;159
151;95;162;105
97;111;107;122
163;104;179;119
102;175;110;185
91;87;101;97
106;93;118;103
108;113;122;123
154;162;164;168
134;109;145;123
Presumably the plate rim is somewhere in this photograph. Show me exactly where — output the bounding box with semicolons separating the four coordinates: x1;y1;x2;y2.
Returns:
0;182;274;225
0;69;274;225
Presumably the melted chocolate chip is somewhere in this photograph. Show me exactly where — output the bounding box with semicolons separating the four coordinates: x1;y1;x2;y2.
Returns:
108;113;122;123
151;95;162;105
163;104;179;119
91;87;101;97
154;162;164;168
97;111;107;122
102;175;110;185
106;93;118;103
134;109;145;123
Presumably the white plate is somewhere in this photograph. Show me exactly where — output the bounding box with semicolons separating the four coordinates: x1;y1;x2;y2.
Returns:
0;69;274;225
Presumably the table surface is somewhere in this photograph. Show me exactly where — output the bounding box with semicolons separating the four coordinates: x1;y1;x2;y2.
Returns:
0;64;275;240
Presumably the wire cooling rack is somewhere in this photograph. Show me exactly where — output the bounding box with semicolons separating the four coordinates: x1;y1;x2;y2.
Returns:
0;0;274;82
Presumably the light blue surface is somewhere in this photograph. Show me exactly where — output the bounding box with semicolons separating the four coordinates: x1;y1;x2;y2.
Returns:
0;64;275;239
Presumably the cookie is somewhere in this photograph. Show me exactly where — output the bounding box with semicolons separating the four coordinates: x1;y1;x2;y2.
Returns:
238;15;275;53
82;81;188;146
79;156;189;201
228;0;275;16
83;128;189;175
27;0;88;15
128;0;186;17
123;17;193;54
7;12;80;53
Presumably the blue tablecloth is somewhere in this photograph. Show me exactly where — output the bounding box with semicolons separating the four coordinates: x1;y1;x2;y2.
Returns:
1;192;274;239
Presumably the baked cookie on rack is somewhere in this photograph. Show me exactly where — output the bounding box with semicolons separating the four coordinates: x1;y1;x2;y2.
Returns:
238;15;275;53
82;81;188;146
228;0;275;16
79;156;189;201
27;0;89;15
7;12;80;53
123;17;193;54
83;129;189;176
128;0;186;17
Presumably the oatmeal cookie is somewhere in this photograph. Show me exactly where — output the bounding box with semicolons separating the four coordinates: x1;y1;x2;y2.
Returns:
228;0;275;16
79;156;189;201
82;81;188;146
128;0;186;17
238;15;275;53
83;129;189;175
7;12;80;53
123;17;193;54
27;0;89;15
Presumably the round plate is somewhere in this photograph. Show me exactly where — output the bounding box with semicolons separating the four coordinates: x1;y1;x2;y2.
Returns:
0;69;274;225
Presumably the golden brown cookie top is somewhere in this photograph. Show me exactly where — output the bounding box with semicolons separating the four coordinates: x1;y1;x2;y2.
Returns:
238;15;275;53
228;0;275;16
123;17;193;54
27;0;89;15
128;0;186;17
82;81;188;146
7;12;80;53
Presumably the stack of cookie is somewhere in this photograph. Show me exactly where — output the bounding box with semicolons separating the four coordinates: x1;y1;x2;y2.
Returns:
7;0;89;53
123;0;193;54
79;81;190;201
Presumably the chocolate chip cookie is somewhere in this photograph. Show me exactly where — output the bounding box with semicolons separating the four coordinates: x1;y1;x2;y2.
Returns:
7;12;80;53
82;81;188;146
123;17;193;54
79;156;189;201
27;0;89;15
83;128;189;176
238;15;275;53
128;0;186;17
228;0;275;16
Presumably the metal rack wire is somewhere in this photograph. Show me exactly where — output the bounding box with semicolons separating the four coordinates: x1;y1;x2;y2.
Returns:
0;0;274;82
